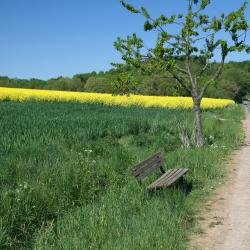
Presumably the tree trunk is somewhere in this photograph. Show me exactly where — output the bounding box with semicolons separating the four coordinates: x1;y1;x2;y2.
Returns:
193;99;204;147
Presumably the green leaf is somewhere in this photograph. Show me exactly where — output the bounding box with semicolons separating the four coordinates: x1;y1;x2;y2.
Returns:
144;20;153;31
141;7;150;18
200;0;211;10
120;0;140;13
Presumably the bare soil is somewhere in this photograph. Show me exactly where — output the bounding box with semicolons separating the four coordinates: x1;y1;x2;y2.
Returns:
190;105;250;250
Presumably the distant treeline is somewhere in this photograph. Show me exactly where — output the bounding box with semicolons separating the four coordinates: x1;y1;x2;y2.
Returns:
0;60;249;103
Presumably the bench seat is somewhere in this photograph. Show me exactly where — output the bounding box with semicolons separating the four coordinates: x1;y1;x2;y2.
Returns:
132;152;189;191
147;168;189;190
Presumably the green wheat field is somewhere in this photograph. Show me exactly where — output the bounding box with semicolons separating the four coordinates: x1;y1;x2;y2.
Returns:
0;101;244;249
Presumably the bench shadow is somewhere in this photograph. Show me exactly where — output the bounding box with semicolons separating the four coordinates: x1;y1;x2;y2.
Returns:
172;177;193;195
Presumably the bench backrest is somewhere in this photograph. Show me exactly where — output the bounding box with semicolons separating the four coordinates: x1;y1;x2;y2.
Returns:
132;152;165;181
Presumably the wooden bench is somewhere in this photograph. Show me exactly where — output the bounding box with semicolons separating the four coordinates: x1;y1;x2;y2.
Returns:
132;152;189;190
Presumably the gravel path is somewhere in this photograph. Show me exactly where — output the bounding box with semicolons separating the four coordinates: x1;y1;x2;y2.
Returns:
190;104;250;250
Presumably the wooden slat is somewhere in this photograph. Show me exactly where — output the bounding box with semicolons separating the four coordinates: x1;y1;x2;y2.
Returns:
162;168;188;187
132;152;165;181
135;159;165;181
154;169;181;187
136;161;163;181
148;168;189;190
133;152;162;175
146;169;174;187
133;157;163;177
147;169;179;188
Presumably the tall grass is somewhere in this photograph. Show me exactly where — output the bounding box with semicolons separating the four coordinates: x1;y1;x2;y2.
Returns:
0;101;244;249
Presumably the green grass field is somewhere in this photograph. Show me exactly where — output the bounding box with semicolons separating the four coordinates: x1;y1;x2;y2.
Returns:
0;101;244;249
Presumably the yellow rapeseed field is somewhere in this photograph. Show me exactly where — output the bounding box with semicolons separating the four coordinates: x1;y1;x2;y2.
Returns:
0;87;234;109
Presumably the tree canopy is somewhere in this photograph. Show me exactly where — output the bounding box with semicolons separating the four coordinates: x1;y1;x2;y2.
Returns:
113;0;249;146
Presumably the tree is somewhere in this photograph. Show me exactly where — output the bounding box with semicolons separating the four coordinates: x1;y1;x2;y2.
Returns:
113;0;250;147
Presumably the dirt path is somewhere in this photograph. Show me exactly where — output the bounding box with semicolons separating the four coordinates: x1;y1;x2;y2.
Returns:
190;104;250;250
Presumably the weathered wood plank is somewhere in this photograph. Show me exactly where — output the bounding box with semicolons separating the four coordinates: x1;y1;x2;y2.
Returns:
148;168;188;190
146;169;174;187
147;169;179;188
162;168;188;187
153;169;181;187
133;157;163;177
132;152;165;181
133;152;163;174
135;162;163;181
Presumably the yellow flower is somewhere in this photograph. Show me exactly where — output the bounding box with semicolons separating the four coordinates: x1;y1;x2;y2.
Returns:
0;87;235;109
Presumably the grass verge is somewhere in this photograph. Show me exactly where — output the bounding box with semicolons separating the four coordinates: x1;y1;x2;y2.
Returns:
0;101;244;249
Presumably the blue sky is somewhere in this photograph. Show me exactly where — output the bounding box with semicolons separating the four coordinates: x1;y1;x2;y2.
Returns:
0;0;249;80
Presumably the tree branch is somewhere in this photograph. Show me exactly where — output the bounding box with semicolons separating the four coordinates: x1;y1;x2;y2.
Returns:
168;70;192;95
193;31;217;42
185;55;196;90
175;65;189;75
198;58;225;99
145;15;186;42
198;60;210;78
